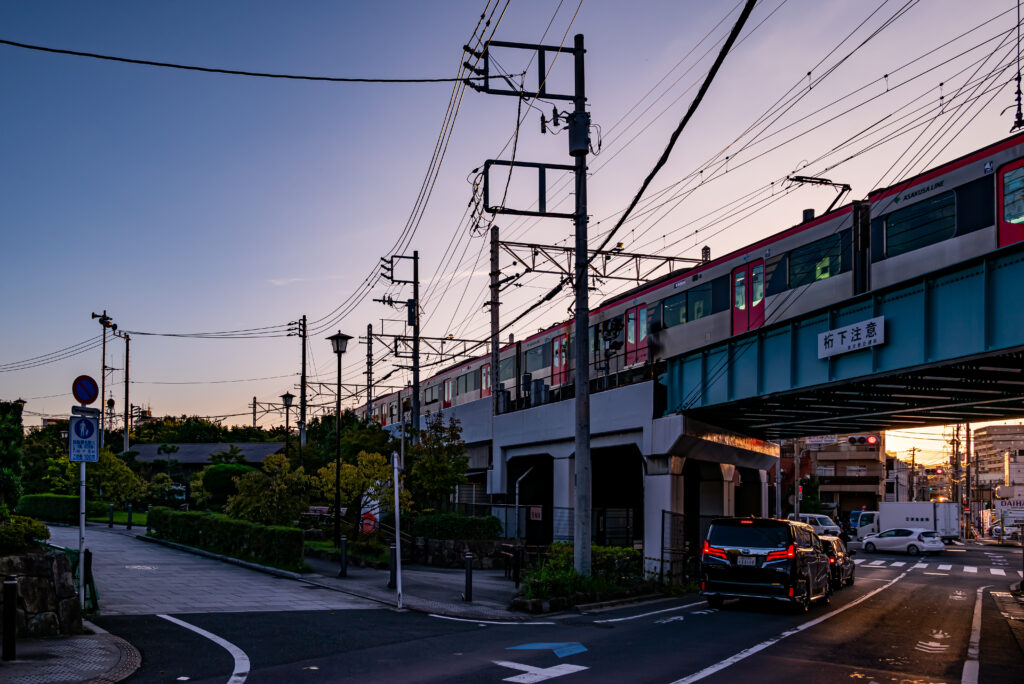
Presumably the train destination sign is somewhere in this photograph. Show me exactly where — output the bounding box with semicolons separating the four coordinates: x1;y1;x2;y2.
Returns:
817;316;885;359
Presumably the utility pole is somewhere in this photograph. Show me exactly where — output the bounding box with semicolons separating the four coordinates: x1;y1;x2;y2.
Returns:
91;311;115;449
952;424;961;507
366;323;373;421
252;396;257;427
794;450;801;517
469;34;592;574
116;332;130;453
965;423;972;538
412;251;420;439
298;315;308;468
377;253;421;440
908;447;918;502
569;34;592;577
490;224;500;419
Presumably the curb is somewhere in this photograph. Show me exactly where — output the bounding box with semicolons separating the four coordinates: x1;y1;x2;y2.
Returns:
574;593;671;612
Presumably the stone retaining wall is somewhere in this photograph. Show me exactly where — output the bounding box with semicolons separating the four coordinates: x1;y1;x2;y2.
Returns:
0;551;82;638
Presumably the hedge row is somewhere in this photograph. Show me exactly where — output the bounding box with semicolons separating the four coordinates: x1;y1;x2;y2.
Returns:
148;506;304;571
410;513;502;540
16;494;107;523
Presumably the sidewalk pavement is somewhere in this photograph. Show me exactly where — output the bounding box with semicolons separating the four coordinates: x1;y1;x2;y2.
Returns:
0;620;140;684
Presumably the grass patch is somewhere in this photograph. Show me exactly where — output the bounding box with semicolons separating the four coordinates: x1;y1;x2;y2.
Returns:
87;511;148;527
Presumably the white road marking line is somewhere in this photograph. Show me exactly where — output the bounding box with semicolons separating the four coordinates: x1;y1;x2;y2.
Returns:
853;558;865;564
938;564;952;571
667;570;911;684
890;562;906;567
429;614;555;626
158;614;249;684
923;572;949;576
913;563;928;569
989;568;1005;576
1018;570;1023;578
961;584;991;684
869;560;886;566
964;566;977;573
593;600;706;624
493;660;588;683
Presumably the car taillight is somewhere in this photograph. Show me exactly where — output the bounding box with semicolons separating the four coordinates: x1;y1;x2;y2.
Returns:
700;581;705;591
829;557;835;564
703;540;727;560
765;544;795;562
918;534;925;542
788;587;794;598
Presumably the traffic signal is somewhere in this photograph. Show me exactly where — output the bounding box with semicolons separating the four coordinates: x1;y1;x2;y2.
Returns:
848;434;880;446
935;467;944;475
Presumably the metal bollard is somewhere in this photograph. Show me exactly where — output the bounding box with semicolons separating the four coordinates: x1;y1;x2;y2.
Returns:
338;536;348;579
108;503;114;528
126;504;133;530
513;547;522;589
388;544;397;589
2;577;16;661
463;552;473;602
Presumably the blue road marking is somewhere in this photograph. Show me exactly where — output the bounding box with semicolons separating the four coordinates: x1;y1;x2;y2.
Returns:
507;642;587;658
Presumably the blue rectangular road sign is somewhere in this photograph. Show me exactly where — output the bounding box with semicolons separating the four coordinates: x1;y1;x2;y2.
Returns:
68;415;99;463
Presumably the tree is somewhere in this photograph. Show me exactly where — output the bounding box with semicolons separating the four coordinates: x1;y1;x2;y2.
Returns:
210;444;246;465
146;473;178;507
405;413;468;513
225;454;307;526
0;401;26;511
312;450;410;534
88;448;145;506
190;463;256;510
20;420;72;495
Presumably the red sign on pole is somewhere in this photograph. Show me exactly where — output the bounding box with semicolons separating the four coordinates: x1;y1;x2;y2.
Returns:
72;376;99;405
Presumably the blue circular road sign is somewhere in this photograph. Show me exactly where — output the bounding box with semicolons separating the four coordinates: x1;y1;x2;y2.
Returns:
73;418;95;439
72;375;99;405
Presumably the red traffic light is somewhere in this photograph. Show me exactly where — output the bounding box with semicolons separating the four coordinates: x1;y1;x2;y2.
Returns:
847;434;880;446
935;467;944;475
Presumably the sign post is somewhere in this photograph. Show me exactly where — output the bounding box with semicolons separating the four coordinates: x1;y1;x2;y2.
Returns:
69;375;99;609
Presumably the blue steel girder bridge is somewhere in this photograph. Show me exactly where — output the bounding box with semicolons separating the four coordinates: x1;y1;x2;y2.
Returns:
662;240;1024;439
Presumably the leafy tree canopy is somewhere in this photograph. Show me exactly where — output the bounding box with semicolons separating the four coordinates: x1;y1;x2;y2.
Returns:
225;454;307;526
405;413;467;513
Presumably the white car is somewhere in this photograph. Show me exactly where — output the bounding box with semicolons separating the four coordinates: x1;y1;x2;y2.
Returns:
787;513;842;537
861;528;945;555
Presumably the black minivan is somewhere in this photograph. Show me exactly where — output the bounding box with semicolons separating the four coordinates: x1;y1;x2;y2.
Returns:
700;517;831;612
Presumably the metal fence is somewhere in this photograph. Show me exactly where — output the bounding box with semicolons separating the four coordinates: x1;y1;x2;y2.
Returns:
452;502;637;548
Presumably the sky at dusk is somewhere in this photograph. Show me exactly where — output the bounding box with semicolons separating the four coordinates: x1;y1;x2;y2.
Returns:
1;1;1019;462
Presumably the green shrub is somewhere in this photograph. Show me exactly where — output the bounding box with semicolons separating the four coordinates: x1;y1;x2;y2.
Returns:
16;494;79;523
411;513;502;540
0;515;50;554
148;506;304;571
521;543;645;600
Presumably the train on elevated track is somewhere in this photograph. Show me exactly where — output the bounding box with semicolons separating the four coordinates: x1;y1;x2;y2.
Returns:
364;131;1024;425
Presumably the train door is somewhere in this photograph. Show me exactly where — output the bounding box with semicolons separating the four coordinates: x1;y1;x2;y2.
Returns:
624;305;648;365
443;379;453;409
999;159;1024;246
481;364;491;398
551;335;568;385
731;260;765;334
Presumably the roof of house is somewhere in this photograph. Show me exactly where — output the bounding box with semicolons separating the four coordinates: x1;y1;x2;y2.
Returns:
128;442;284;465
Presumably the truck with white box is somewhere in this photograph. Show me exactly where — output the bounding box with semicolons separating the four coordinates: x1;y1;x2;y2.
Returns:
854;501;960;542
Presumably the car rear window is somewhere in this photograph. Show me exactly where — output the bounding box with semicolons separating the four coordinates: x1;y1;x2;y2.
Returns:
814;516;834;526
920;531;938;538
707;524;790;548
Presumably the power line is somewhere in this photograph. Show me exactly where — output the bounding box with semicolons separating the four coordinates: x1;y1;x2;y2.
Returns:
0;38;491;84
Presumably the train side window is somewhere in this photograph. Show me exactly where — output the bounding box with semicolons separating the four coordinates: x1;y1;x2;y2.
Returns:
764;254;788;295
499;357;516;382
789;233;842;287
733;270;746;310
524;345;547;372
1003;167;1024;224
689;283;713;321
424;385;438;404
884;190;955;257
663;292;686;327
751;263;764;307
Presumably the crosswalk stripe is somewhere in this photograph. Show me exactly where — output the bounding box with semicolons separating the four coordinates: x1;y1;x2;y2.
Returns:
853;558;865;565
1018;570;1023;578
990;568;1006;576
869;560;886;566
913;563;928;569
890;562;906;567
938;564;952;571
964;566;977;573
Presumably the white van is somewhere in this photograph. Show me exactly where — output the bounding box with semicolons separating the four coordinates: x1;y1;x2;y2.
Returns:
787;513;842;536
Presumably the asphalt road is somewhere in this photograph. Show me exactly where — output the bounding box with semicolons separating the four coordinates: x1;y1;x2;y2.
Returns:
94;544;1023;684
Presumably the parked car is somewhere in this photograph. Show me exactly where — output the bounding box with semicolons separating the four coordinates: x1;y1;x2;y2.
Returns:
700;517;831;612
787;513;842;537
819;535;855;589
861;528;945;555
988;525;1021;539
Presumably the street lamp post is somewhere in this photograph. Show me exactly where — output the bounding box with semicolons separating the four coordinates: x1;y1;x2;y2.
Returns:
281;392;295;460
327;332;352;556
